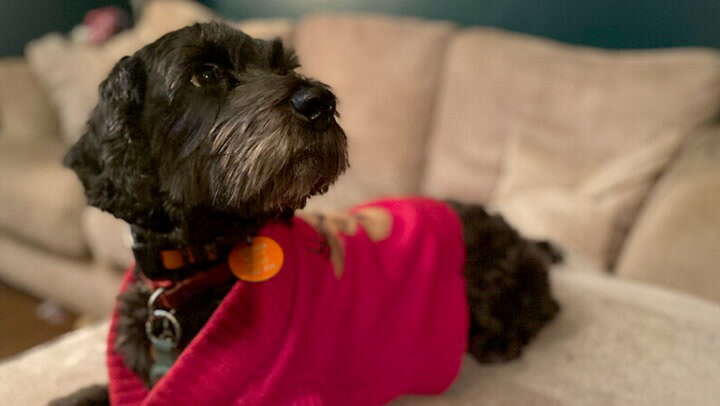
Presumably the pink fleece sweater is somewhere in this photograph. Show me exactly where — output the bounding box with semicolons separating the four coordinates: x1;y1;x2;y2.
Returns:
107;198;469;405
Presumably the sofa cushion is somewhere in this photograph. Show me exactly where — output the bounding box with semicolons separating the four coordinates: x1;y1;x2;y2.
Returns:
396;270;720;406
0;234;119;316
616;127;720;304
3;268;719;405
294;14;455;211
0;137;87;257
0;59;59;141
0;322;109;406
422;28;720;268
82;208;133;270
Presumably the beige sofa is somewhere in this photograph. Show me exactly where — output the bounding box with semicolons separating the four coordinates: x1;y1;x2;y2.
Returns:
1;1;720;404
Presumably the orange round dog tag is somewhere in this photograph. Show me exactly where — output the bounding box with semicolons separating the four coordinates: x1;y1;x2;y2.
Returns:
228;236;284;282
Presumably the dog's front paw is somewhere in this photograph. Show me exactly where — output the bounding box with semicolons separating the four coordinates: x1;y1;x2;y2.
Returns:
469;336;525;363
48;384;109;406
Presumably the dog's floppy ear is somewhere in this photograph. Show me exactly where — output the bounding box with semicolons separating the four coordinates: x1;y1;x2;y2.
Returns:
64;55;172;231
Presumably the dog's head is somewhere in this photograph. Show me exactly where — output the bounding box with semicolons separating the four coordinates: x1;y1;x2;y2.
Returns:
65;22;348;233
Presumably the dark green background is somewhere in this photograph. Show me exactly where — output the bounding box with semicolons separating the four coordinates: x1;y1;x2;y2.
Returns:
208;0;720;49
0;1;128;57
2;1;719;57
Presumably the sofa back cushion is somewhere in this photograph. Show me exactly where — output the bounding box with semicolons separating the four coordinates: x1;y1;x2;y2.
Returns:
0;59;59;141
423;28;720;268
0;138;87;257
615;127;720;303
295;14;455;211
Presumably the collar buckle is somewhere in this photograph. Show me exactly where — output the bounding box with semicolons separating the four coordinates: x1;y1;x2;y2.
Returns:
145;287;182;385
145;287;182;346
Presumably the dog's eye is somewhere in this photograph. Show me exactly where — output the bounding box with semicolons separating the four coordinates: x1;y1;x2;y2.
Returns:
191;64;221;87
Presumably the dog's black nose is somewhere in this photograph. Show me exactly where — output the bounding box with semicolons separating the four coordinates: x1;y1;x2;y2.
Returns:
290;85;335;121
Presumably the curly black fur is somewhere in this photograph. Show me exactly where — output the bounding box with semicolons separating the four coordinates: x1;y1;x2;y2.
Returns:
448;201;561;362
48;384;109;406
55;22;560;405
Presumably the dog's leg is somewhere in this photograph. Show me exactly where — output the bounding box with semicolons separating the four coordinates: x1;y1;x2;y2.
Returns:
48;384;109;406
532;239;564;264
446;201;561;363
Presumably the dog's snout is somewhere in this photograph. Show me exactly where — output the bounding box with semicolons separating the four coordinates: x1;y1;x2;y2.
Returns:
290;85;335;122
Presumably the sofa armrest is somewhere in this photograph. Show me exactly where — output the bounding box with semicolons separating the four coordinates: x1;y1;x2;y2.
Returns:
616;126;720;304
0;58;59;140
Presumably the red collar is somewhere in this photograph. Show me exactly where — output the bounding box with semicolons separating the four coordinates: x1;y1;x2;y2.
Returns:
133;242;237;310
138;261;236;309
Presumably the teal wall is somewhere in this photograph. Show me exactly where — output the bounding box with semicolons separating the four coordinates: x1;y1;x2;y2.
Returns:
208;0;720;49
0;1;128;57
3;1;718;56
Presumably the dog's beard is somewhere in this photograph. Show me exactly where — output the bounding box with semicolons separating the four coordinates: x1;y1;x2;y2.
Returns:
210;118;347;212
204;79;347;213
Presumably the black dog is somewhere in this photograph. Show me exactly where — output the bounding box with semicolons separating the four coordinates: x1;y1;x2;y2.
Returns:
53;22;560;405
